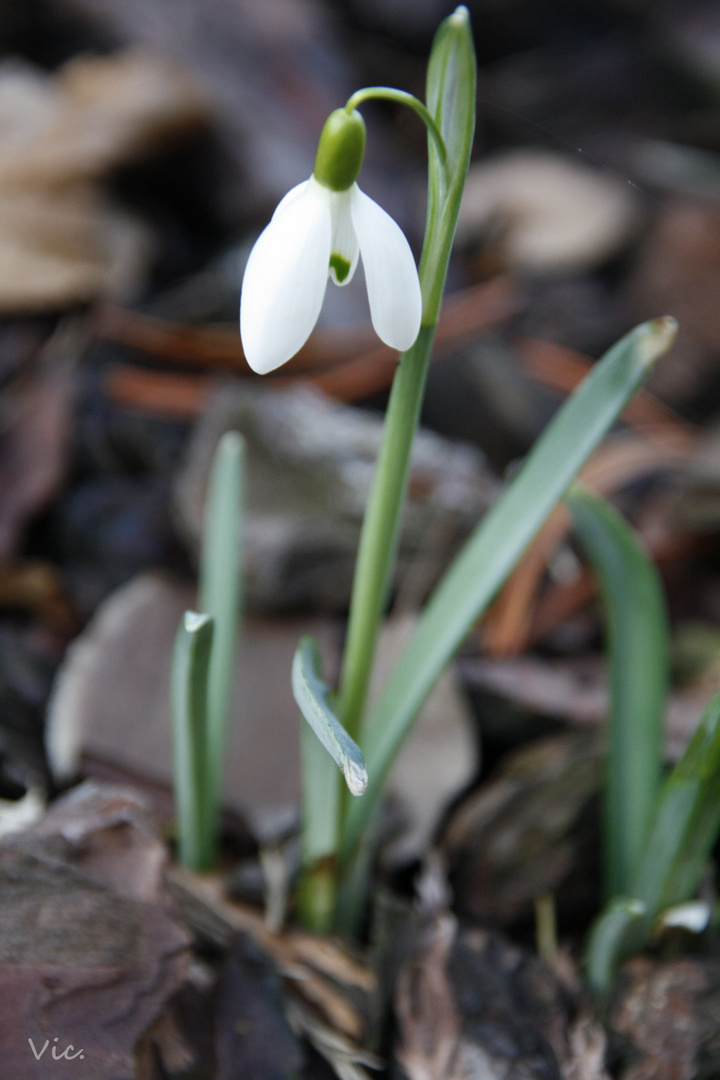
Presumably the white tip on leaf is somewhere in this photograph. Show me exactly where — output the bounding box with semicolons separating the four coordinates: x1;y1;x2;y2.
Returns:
343;757;368;797
292;636;368;798
637;316;678;371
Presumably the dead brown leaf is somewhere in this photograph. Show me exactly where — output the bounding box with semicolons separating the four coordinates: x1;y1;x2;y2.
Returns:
0;781;192;1079
0;188;151;313
98;277;517;411
459;653;711;761
0;49;206;313
518;336;695;442
394;914;462;1080
214;934;304;1080
0;560;76;632
46;573;341;838
443;733;602;927
456;151;640;274
611;958;716;1080
484;432;691;656
0;49;206;190
0;322;77;559
170;865;377;1076
561;1016;611;1080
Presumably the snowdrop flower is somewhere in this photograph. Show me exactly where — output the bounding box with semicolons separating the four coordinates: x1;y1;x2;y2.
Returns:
240;108;422;375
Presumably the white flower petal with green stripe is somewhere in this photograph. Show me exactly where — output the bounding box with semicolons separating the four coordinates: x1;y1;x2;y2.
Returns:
241;177;421;375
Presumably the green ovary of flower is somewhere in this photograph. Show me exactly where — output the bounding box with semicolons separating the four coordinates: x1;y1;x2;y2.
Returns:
313;108;366;192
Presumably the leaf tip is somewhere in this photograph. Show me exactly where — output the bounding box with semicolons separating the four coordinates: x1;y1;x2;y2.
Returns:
218;429;245;454
184;610;212;634
638;315;678;370
343;757;368;797
449;5;471;26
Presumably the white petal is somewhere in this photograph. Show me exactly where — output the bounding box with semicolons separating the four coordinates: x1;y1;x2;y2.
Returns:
350;185;422;352
328;190;359;285
272;178;309;217
240;178;332;374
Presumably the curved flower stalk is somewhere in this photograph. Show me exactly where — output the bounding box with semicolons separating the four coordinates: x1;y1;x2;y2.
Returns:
240;109;422;374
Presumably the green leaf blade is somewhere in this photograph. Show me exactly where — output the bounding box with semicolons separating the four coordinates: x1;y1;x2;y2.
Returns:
566;485;669;898
586;687;720;993
292;636;368;797
632;686;720;919
297;723;342;932
170;611;215;871
341;317;677;864
585;897;648;999
198;430;245;850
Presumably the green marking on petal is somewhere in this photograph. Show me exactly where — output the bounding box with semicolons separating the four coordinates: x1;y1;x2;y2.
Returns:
330;253;351;283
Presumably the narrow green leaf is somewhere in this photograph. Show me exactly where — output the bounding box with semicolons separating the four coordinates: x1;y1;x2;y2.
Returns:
426;5;475;180
566;485;669;898
585;897;647;999
171;611;214;871
421;4;476;323
631;685;720;919
334;823;379;938
198;430;245;854
341;317;677;865
297;722;341;932
292;636;368;797
585;685;720;993
300;720;342;862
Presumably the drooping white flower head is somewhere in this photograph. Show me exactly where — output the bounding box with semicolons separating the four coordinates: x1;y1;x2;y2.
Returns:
240;108;422;375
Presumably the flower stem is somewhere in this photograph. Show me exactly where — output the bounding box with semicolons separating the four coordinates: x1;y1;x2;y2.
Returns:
337;9;476;749
345;87;448;172
337;325;435;745
299;6;476;934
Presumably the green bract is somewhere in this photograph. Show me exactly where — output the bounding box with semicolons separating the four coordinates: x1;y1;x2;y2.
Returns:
313;108;366;191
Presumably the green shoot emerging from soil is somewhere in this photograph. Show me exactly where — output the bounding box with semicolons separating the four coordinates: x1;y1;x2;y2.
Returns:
562;486;720;996
171;431;244;871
